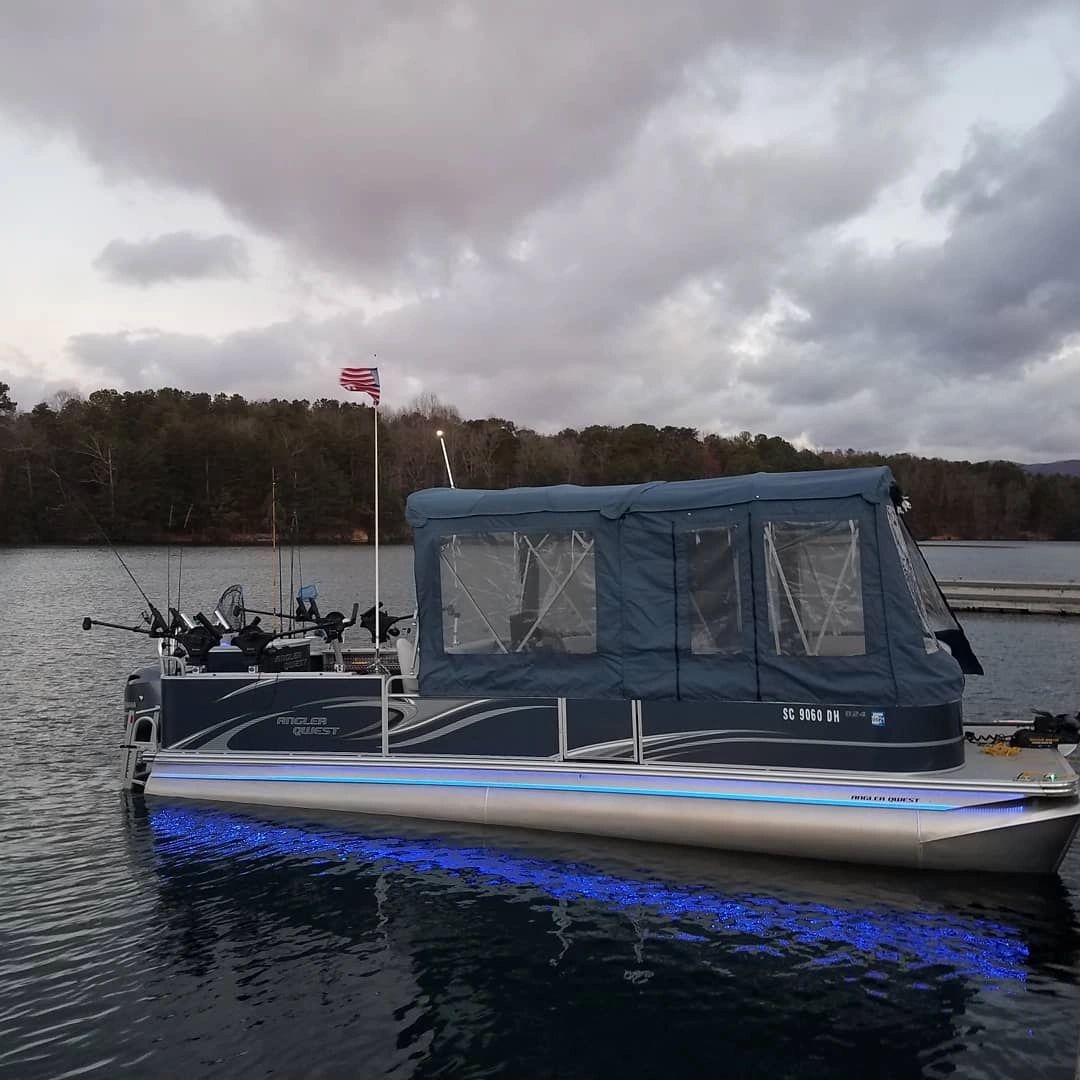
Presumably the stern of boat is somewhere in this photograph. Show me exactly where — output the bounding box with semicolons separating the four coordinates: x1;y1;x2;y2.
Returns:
120;664;162;790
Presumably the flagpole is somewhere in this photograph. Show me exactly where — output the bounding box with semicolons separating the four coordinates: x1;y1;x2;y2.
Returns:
338;360;381;663
373;400;380;660
271;466;280;631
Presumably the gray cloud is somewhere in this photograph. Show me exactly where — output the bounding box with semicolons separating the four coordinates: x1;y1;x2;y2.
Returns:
0;1;1063;278
780;86;1080;376
0;342;80;411
3;1;1080;462
66;324;321;398
94;231;249;285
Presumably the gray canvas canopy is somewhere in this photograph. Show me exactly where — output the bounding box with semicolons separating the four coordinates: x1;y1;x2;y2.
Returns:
406;467;973;706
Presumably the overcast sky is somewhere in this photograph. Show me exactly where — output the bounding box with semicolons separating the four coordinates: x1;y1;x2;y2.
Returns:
2;2;1079;462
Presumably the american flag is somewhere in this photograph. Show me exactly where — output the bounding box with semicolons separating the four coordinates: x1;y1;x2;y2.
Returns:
339;366;380;405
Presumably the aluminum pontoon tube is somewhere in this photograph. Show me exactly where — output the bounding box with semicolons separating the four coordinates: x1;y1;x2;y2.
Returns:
146;756;1080;874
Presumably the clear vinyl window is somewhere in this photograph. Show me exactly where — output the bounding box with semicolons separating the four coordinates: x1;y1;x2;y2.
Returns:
439;530;596;655
886;504;940;653
764;520;866;657
686;526;743;655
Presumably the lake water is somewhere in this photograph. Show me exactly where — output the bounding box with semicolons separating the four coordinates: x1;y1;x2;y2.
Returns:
921;541;1080;584
1;544;1078;1079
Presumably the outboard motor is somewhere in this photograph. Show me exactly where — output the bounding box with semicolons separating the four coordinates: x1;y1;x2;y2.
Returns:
1010;710;1080;754
120;664;161;790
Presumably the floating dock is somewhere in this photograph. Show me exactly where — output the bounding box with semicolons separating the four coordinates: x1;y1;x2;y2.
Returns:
940;580;1080;616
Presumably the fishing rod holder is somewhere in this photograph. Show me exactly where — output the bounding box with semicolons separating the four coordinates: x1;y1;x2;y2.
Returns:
82;604;173;638
358;602;410;644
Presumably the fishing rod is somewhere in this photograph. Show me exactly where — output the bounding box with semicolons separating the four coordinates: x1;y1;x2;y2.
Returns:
43;461;168;630
81;614;167;636
164;501;194;617
289;503;304;616
176;546;184;614
243;605;312;624
166;501;173;614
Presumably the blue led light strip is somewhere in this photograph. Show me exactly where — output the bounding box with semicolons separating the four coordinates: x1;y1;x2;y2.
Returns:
152;771;957;811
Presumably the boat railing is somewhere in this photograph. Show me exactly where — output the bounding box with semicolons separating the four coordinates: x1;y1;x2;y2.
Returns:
160;654;186;676
156;638;187;676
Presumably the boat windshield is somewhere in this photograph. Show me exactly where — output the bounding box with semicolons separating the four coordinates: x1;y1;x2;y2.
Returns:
887;505;983;675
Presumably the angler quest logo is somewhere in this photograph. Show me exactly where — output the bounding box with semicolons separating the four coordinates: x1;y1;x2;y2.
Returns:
276;715;341;737
849;793;921;804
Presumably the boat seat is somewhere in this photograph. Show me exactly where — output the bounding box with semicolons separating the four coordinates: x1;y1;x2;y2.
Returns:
395;636;419;694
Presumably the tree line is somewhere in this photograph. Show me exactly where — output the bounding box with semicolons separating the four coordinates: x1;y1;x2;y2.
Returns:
0;383;1077;544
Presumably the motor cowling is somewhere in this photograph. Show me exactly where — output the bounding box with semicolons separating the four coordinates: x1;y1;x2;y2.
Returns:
1012;710;1080;750
121;665;162;789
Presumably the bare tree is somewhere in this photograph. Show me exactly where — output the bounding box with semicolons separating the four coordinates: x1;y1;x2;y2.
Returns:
77;435;117;523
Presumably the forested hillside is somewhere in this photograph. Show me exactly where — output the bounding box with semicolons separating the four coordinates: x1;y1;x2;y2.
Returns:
0;384;1077;543
1025;460;1080;477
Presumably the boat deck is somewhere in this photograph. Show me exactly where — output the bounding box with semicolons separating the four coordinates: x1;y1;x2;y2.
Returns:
942;745;1076;793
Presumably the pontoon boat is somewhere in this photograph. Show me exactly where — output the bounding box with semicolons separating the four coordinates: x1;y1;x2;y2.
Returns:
106;467;1079;873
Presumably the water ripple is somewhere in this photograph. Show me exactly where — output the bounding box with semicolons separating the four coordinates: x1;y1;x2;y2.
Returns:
1;546;1079;1079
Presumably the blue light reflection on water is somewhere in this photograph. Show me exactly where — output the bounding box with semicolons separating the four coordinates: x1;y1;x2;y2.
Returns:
149;804;1029;986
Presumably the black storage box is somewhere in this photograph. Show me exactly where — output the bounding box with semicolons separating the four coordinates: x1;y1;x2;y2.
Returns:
260;641;311;672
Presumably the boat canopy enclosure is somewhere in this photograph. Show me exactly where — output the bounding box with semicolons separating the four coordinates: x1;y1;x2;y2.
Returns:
406;467;979;705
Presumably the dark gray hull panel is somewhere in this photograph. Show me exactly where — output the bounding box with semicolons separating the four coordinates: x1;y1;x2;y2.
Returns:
158;674;963;772
160;675;560;759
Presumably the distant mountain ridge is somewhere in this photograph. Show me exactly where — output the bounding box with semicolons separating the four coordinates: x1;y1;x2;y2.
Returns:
1023;460;1080;477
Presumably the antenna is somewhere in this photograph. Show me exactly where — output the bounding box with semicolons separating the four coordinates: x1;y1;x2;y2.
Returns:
435;429;455;488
